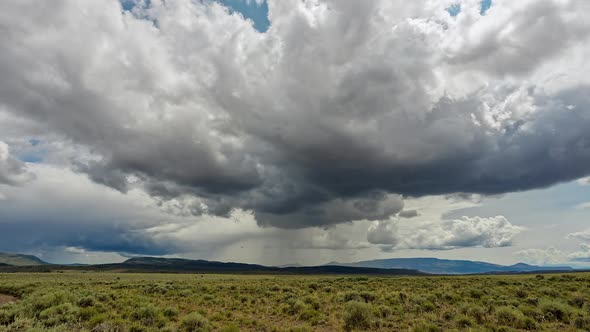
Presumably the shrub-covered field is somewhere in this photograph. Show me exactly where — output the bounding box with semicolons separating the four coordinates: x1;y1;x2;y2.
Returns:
1;272;590;331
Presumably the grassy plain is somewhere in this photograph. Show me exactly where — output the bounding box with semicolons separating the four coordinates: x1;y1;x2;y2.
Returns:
1;272;590;331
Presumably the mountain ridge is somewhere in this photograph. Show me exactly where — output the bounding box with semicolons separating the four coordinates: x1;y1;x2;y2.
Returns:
0;255;424;275
114;257;425;275
327;257;574;274
0;253;577;275
0;252;48;266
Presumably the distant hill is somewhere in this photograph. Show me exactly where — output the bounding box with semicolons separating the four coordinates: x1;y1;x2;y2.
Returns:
0;256;424;275
0;252;48;266
119;257;272;273
105;257;425;275
328;258;574;274
0;254;576;275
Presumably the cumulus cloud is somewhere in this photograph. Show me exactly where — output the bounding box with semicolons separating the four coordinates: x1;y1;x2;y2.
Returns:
1;0;590;231
568;243;590;262
514;244;590;265
447;0;590;77
515;229;590;265
514;247;567;266
0;141;35;186
368;216;523;251
367;220;399;247
567;229;590;242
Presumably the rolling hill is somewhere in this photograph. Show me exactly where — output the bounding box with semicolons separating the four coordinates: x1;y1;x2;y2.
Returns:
328;257;574;274
100;257;426;275
0;254;576;275
0;256;424;275
0;252;48;266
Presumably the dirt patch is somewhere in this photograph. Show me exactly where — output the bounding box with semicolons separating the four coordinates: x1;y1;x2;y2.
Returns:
0;294;17;305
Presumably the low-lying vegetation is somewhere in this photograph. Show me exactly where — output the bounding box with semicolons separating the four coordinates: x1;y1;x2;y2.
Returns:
1;272;590;331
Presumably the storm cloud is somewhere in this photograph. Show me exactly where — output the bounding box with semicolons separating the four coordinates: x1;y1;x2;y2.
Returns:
0;164;271;256
1;0;590;232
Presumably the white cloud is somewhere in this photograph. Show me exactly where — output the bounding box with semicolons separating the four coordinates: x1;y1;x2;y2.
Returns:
368;215;524;251
0;0;589;230
567;229;590;242
515;244;590;265
514;229;590;265
64;246;87;255
568;243;590;262
0;141;35;186
245;0;265;6
367;220;399;246
514;247;567;266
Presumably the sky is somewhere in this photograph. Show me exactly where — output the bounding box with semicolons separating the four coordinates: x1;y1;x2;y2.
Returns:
1;0;590;267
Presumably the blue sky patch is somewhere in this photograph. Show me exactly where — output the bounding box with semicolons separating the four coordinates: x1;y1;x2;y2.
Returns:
18;152;45;163
447;4;462;17
448;0;493;17
120;0;270;32
481;0;492;15
18;154;43;164
120;0;139;11
18;139;46;163
219;0;270;32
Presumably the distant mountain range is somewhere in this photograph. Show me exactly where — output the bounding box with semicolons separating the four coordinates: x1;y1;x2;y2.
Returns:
0;253;577;275
327;258;574;274
0;252;48;266
0;256;424;275
95;257;425;275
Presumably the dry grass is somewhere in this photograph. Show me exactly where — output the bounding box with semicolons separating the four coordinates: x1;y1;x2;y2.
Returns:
0;295;16;306
0;272;589;331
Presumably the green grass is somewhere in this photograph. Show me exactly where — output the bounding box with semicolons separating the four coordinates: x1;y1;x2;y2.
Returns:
1;272;590;331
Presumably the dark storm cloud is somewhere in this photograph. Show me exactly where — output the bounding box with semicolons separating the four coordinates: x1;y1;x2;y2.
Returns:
299;86;590;198
398;210;419;219
0;164;180;255
255;191;404;228
1;0;590;229
0;165;253;256
0;221;176;256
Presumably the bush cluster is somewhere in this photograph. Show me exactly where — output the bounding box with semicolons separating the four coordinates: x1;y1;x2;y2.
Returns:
0;272;589;331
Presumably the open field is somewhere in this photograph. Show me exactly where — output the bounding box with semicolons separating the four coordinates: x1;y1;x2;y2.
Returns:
1;272;590;331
